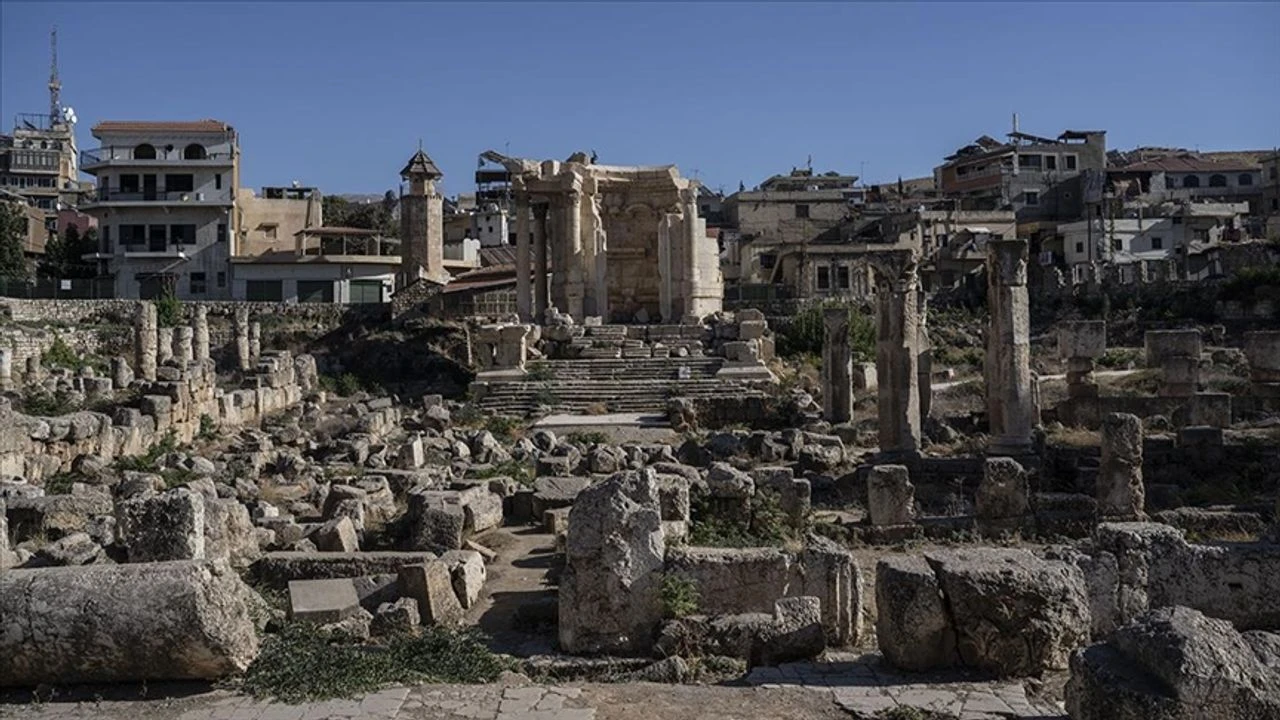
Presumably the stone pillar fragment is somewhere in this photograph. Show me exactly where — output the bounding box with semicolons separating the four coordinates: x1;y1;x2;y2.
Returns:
193;305;210;362
533;204;549;322
867;464;915;526
822;307;853;424
514;187;532;322
976;456;1030;535
134;302;158;382
986;239;1034;456
111;356;133;389
0;348;11;391
874;253;921;456
234;307;251;372
25;355;41;382
1058;321;1106;399
1099;412;1144;520
157;327;174;365
175;326;194;365
249;322;262;364
1243;331;1280;397
1144;330;1201;397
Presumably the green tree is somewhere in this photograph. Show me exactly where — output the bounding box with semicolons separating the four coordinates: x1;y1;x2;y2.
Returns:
40;225;99;279
0;201;31;283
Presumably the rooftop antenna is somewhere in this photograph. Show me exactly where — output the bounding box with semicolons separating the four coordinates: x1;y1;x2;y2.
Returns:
49;26;61;120
1011;112;1020;177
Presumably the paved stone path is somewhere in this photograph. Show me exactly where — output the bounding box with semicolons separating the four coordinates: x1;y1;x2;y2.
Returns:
2;656;1068;720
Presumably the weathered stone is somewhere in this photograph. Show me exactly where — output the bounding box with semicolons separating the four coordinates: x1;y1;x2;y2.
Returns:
705;462;754;498
203;497;260;567
757;596;825;666
822;307;853;423
876;555;957;671
32;531;102;567
867;464;914;526
1099;412;1145;519
0;560;260;685
314;516;360;552
406;489;466;554
439;549;486;609
288;578;361;623
1066;606;1280;720
252;551;439;589
397;559;464;626
117;487;206;561
976;456;1030;535
559;469;666;655
986;240;1034;455
531;476;591;518
926;548;1090;676
371;597;421;636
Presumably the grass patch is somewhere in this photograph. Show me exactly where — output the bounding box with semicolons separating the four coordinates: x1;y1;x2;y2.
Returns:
42;472;78;495
567;430;609;446
1097;347;1142;370
19;387;81;416
688;491;804;548
470;459;535;486
525;361;555;382
115;430;179;472
197;413;218;441
660;575;701;619
239;624;513;703
484;415;523;441
1046;426;1101;449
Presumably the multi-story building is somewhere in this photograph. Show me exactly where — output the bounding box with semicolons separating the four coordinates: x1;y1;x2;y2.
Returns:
1059;202;1248;271
0;113;82;238
80;120;239;299
1106;153;1264;213
235;185;322;257
1256;151;1279;239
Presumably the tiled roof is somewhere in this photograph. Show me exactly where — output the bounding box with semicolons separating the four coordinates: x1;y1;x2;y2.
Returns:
479;245;517;267
1116;155;1260;173
401;149;443;178
92;119;233;134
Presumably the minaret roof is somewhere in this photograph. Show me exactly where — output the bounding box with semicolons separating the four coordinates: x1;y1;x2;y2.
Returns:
401;148;443;179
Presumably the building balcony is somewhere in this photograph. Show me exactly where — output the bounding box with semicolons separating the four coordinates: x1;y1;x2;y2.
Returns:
81;187;234;208
80;146;234;171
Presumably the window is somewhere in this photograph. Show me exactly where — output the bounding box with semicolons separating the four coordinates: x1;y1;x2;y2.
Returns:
1045;155;1057;170
1064;155;1077;171
1023;190;1040;206
759;252;776;269
1165;176;1176;189
349;280;383;304
297;280;334;303
1172;216;1184;225
215;173;222;190
189;272;207;295
246;280;284;302
148;225;167;251
1111;238;1122;251
1018;154;1042;169
216;271;226;288
1238;173;1253;186
1184;175;1201;188
119;174;140;193
1151;237;1164;250
182;144;206;160
101;226;112;253
133;143;156;160
263;224;278;240
836;265;850;289
1270;167;1278;181
217;224;227;243
120;224;146;246
795;204;810;219
1273;199;1279;211
816;265;830;290
165;174;194;193
1208;174;1227;188
169;224;196;245
1075;242;1084;254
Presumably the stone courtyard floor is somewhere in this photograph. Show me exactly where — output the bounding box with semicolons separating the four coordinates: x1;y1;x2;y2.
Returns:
1;655;1068;720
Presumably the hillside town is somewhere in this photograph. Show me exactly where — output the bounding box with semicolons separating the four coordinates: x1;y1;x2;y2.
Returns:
2;18;1280;720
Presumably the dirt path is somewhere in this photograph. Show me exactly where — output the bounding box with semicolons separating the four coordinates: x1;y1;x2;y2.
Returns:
466;525;562;657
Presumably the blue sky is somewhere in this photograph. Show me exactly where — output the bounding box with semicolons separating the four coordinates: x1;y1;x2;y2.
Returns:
2;2;1277;196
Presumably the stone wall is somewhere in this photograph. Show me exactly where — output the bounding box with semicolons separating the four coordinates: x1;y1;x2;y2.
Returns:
0;325;114;375
0;298;387;327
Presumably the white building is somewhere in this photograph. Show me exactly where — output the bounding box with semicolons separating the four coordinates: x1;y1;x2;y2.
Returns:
470;203;509;247
229;227;398;304
1060;202;1248;267
80;120;239;299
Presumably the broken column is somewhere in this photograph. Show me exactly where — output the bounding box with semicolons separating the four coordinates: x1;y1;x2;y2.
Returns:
1059;321;1106;399
559;469;666;655
24;355;42;383
157;326;174;365
117;487;206;561
193;305;210;362
1099;412;1145;520
1144;330;1201;397
0;560;260;685
867;464;915;526
110;356;133;389
175;326;194;365
0;348;11;391
249;321;262;364
234;306;251;372
873;251;922;456
976;456;1030;536
134;301;158;382
1244;331;1280;397
986;239;1034;456
822;307;853;424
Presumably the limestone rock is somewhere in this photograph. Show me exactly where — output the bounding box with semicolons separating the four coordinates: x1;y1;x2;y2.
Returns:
876;555;957;671
559;469;666;655
371;597;421;636
1099;412;1145;519
288;578;361;623
314;516;360;552
398;559;464;626
203;497;260;567
117;487;206;561
32;531;103;567
1066;606;1280;720
0;560;260;685
867;464;914;526
705;462;754;499
439;549;486;609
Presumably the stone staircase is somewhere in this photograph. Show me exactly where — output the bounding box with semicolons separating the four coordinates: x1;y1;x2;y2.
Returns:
472;357;770;415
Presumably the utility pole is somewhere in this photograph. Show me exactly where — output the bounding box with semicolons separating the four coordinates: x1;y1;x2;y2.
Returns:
48;26;61;120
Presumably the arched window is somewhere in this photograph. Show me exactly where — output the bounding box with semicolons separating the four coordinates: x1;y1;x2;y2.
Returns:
134;143;156;160
183;143;207;160
1238;173;1254;186
1208;174;1227;187
1183;175;1201;188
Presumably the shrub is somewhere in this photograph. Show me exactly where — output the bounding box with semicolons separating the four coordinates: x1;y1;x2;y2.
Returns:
532;386;559;407
336;373;362;396
155;291;182;328
41;336;84;371
239;624;513;703
115;430;178;472
525;362;555;382
688;491;802;548
484;415;523;441
470;459;535;486
197;413;218;440
20;387;80;416
775;300;875;360
1096;347;1141;370
567;430;609;446
660;575;701;619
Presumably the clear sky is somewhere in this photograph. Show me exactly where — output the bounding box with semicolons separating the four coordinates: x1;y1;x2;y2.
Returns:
2;2;1277;197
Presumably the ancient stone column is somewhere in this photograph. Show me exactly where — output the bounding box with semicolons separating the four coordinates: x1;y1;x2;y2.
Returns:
24;354;41;383
976;456;1030;535
533;204;549;322
874;252;921;456
917;298;933;424
0;348;11;391
867;464;915;526
657;214;674;323
157;327;175;365
681;187;702;324
514;186;532;322
565;189;585;320
111;356;134;389
233;307;251;372
134;302;158;382
1099;412;1145;520
985;239;1034;456
249;322;262;364
193;305;210;362
822;307;853;424
175;326;194;365
1059;321;1106;399
1243;331;1280;397
1144;330;1201;397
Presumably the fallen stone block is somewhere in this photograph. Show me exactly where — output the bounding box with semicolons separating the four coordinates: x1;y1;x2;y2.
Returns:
288;578;362;624
531;476;592;519
30;531;103;567
876;555;957;671
0;560;260;685
116;487;206;561
398;559;464;626
372;597;420;636
439;549;486;609
313;516;360;552
252;551;440;589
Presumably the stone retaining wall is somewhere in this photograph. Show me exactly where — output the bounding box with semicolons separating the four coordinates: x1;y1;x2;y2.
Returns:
1;298;387;326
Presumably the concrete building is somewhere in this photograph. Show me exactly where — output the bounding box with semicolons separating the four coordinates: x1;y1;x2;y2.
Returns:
1107;153;1264;213
1258;152;1279;239
1059;202;1248;270
0;188;51;260
80;119;239;299
235;185;322;257
934;128;1106;226
229;226;398;303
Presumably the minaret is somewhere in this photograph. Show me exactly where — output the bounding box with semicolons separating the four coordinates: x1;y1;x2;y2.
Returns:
399;145;446;285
